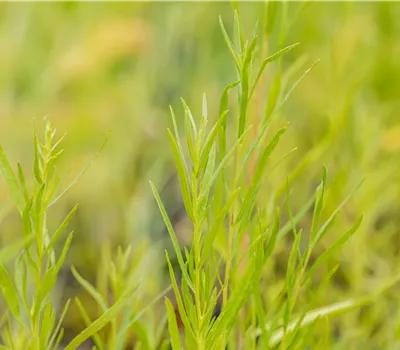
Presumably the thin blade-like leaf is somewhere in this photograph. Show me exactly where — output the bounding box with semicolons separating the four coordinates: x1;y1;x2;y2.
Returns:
219;81;240;160
49;131;110;207
250;42;300;99
64;286;138;350
197;110;228;176
305;215;363;283
44;204;79;256
219;16;241;71
71;266;108;312
313;179;364;247
74;298;104;350
150;182;194;291
199;125;252;206
168;129;194;221
165;298;183;350
235;126;287;225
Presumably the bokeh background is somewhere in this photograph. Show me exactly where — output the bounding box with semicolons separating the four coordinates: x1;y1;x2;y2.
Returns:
1;1;400;348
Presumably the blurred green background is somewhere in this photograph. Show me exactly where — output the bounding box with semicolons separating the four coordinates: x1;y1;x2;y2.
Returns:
1;1;400;348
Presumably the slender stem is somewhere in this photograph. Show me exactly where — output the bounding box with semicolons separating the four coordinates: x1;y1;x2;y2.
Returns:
32;208;47;350
221;146;243;349
192;171;205;349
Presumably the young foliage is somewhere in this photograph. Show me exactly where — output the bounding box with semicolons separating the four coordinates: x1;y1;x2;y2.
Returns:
151;8;400;350
0;119;130;350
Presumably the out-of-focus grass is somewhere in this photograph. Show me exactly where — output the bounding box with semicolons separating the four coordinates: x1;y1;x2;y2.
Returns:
0;2;400;348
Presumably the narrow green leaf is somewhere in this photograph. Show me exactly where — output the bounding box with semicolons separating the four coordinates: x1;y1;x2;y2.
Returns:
264;209;280;263
17;163;29;202
130;320;151;350
51;132;66;152
285;230;302;328
48;299;71;349
235;126;287;225
206;251;261;347
64;290;134;350
202;145;216;192
264;73;281;122
201;188;240;265
33;183;46;247
268;296;377;346
219;81;240;160
238;114;275;178
5;317;15;350
39;301;55;348
116;284;172;341
283;310;309;349
233;9;244;57
114;303;135;350
200;145;216;218
48;168;70;205
232;183;263;257
34;268;57;319
271;147;298;172
197;110;228;176
150;182;194;290
74;297;104;350
254;270;400;345
49;131;110;207
305;215;363;283
199;125;251;206
184;106;196;163
254;290;268;349
33;129;43;184
0;265;20;321
168;130;194;222
180;266;197;328
54;328;65;350
165;251;196;342
310;168;327;242
14;255;29;315
274;59;320;115
219;16;241;71
165;298;183;350
181;98;197;138
249;43;300;99
282;51;308;84
312;179;364;247
237;33;257;138
54;232;73;275
71;266;108;312
243;34;257;69
278;193;314;239
44;204;79;256
170;106;191;172
286;179;297;236
155;314;169;350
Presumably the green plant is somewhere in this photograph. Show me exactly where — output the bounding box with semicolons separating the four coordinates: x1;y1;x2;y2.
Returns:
0;4;400;350
0;119;147;350
150;8;400;350
0;119;169;350
0;119;115;349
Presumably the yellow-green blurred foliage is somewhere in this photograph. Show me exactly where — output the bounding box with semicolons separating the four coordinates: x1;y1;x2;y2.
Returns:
0;2;400;347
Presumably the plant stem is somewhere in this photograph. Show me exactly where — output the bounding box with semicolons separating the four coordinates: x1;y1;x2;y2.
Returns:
192;171;205;349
